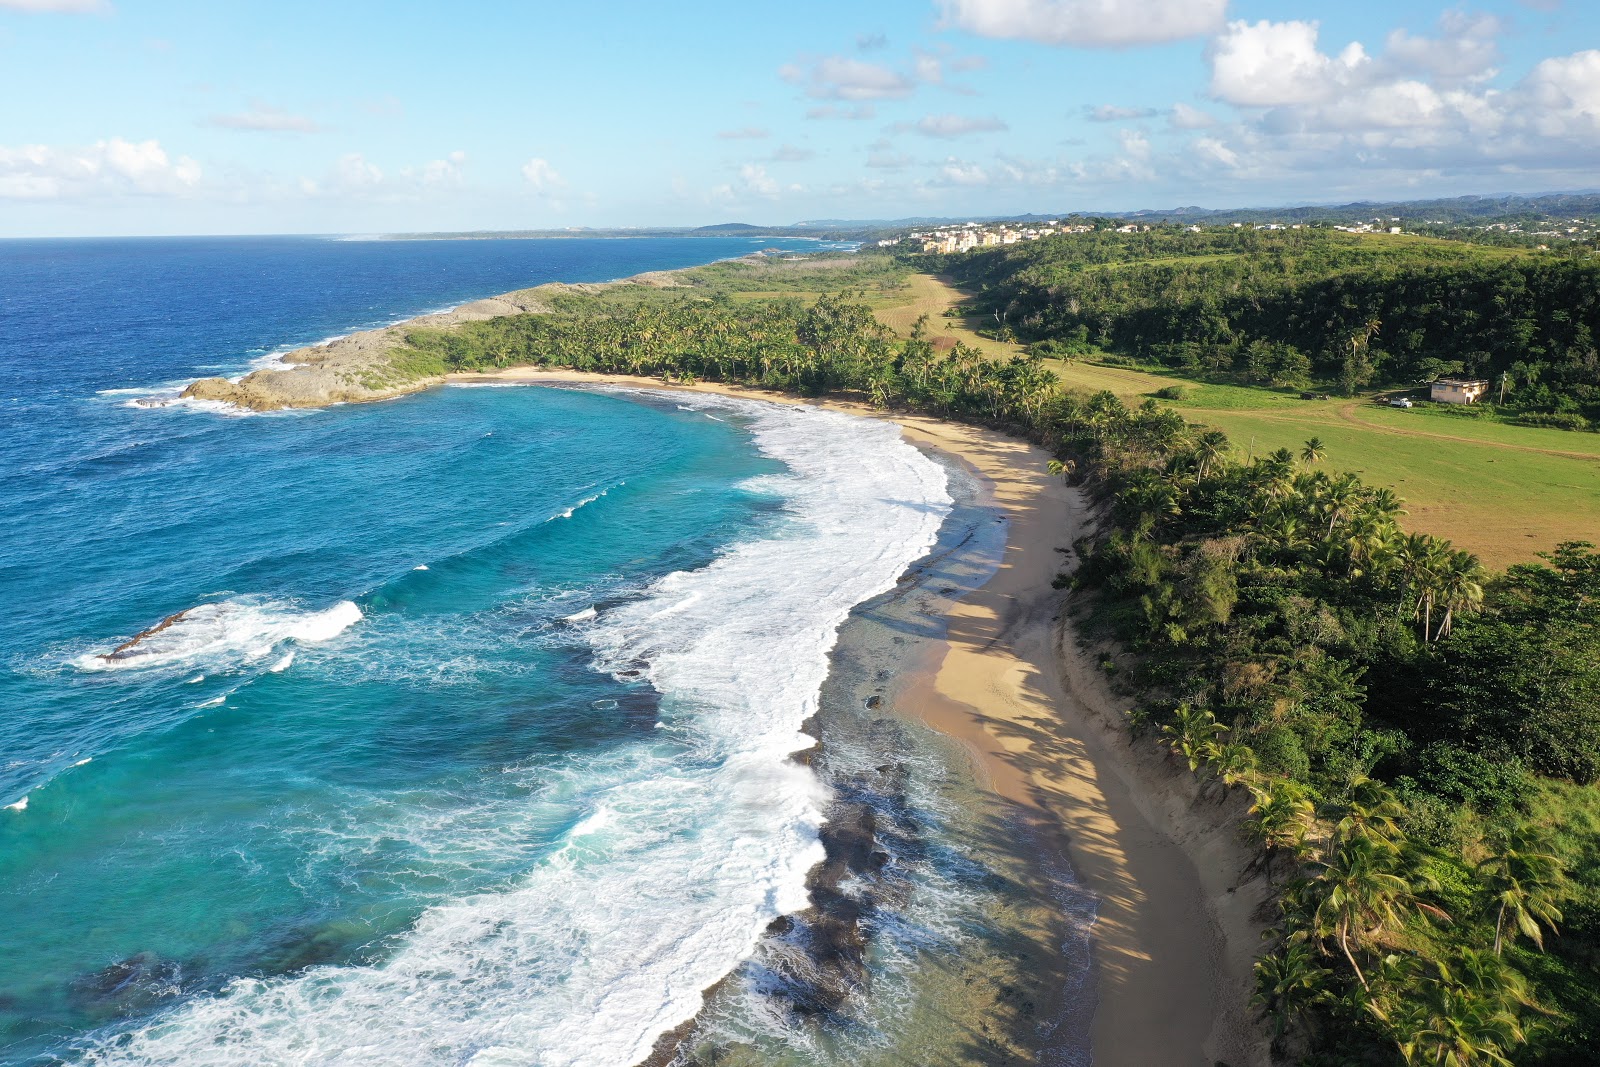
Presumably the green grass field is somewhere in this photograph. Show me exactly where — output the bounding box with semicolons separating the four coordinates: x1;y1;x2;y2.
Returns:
869;273;1600;569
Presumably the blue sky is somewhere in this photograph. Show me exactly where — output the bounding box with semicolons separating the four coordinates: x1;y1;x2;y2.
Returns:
1;0;1596;235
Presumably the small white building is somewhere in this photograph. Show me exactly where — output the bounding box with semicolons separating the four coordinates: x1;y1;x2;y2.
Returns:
1431;378;1490;404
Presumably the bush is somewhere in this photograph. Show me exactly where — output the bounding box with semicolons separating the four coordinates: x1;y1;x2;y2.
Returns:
1251;725;1311;780
1152;385;1187;401
1514;411;1592;431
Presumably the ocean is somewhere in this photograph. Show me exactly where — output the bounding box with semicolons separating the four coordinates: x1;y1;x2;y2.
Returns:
0;235;983;1065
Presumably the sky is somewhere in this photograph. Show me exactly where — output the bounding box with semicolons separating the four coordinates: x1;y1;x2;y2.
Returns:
0;0;1596;236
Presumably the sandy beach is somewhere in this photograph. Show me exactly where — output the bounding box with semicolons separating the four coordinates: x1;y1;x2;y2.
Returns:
454;368;1270;1067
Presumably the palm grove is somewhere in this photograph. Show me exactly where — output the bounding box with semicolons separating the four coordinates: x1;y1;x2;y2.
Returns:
395;254;1600;1064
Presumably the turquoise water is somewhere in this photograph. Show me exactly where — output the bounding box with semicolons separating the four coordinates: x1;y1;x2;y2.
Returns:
0;238;953;1065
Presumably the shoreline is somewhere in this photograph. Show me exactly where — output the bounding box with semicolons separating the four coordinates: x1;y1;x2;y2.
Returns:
458;369;1269;1066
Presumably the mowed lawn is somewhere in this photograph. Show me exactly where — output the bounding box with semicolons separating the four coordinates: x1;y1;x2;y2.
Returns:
870;273;1600;569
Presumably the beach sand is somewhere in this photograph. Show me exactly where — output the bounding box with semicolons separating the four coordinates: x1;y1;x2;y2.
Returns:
455;368;1271;1067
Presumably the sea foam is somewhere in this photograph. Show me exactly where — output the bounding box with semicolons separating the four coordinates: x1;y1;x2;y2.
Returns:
77;598;362;674
80;392;951;1067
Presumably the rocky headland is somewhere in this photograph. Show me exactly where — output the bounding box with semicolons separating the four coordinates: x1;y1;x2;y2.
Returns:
179;270;690;411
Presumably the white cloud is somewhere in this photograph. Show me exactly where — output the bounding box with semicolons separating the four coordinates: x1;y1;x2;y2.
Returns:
1117;127;1152;162
414;150;466;187
938;158;989;185
1191;136;1241;169
333;153;383;190
939;0;1228;48
716;127;769;140
1382;12;1502;86
1169;103;1219;129
1520;49;1600;137
0;0;107;11
781;56;915;100
1087;104;1157;122
204;103;322;133
0;138;200;199
521;157;563;192
805;104;876;121
739;163;780;198
1208;20;1370;107
900;113;1009;138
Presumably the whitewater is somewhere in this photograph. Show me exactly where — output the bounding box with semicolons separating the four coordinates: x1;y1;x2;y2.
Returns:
75;391;952;1067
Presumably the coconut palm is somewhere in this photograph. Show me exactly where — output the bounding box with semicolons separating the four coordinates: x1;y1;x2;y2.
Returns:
1193;429;1231;480
1433;549;1486;641
1387;961;1527;1067
1300;437;1327;466
1479;833;1566;956
1246;781;1315;880
1252;938;1329;1041
1313;834;1414;989
1160;704;1227;773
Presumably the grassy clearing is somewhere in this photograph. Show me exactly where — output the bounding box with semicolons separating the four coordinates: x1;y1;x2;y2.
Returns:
1171;403;1600;568
870;271;1600;568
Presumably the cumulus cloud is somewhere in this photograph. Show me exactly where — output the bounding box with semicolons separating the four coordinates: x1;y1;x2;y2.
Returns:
1194;11;1600;189
898;113;1009;138
333;153;383;190
413;150;466;187
939;0;1228;48
204;103;322;133
1382;11;1503;86
1087;104;1157;122
780;56;915;100
1169;103;1219;129
0;138;200;199
1520;50;1600;137
711;162;798;203
521;157;563;192
716;127;769;140
857;32;888;50
1191;136;1242;169
1208;20;1370;107
938;158;989;185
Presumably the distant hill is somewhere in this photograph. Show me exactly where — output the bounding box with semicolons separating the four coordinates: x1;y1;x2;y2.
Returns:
800;193;1600;233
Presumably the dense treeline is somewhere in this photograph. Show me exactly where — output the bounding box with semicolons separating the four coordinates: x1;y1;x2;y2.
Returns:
398;283;1600;1063
925;229;1600;424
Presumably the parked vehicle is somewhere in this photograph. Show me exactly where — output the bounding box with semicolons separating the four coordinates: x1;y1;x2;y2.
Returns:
1389;397;1414;408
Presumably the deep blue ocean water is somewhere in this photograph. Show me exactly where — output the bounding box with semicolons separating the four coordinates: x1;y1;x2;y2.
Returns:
0;236;952;1065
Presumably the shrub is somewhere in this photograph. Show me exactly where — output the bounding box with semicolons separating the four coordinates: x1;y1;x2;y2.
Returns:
1152;385;1187;401
1514;412;1592;431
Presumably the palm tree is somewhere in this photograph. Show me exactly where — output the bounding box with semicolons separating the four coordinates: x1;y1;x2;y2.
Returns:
1478;833;1566;956
1322;775;1408;852
1193;429;1230;480
1246;781;1314;880
1214;743;1260;791
1432;549;1486;641
1386;960;1527;1067
1313;834;1414;989
1252;938;1328;1042
1160;704;1227;774
1300;437;1327;466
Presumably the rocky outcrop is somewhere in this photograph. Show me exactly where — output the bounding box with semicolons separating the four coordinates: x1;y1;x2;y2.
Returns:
178;284;565;411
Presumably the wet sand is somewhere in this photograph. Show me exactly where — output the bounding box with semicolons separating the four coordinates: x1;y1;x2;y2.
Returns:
456;369;1270;1067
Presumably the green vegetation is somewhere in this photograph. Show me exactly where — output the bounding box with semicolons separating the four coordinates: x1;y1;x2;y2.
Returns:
1065;403;1600;1065
923;228;1600;428
393;262;1600;1063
